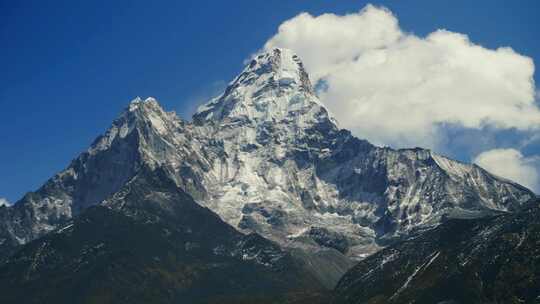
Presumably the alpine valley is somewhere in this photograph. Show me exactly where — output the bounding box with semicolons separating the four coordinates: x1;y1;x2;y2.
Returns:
0;48;538;303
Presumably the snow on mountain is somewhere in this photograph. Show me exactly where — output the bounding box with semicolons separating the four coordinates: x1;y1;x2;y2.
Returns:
194;48;328;125
0;48;535;261
0;198;10;207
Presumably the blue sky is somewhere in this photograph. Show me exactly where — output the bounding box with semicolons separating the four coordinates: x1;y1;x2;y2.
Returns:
1;0;540;202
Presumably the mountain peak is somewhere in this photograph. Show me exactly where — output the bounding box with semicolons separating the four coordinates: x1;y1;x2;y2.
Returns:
128;96;160;111
242;48;314;93
124;97;176;127
193;48;332;127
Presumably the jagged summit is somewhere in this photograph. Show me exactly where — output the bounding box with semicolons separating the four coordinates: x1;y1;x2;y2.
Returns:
89;96;180;157
241;48;314;94
128;96;159;109
193;48;331;127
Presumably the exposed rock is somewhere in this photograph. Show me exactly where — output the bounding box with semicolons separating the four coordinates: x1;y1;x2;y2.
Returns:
332;200;540;304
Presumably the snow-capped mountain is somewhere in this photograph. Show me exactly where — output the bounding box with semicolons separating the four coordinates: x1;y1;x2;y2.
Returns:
191;48;534;258
0;48;534;261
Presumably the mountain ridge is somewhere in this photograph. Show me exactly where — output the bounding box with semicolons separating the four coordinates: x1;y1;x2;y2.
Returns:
0;48;534;263
332;199;540;304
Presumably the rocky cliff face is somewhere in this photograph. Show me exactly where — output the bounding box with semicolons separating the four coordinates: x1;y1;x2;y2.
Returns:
332;200;540;304
0;48;534;262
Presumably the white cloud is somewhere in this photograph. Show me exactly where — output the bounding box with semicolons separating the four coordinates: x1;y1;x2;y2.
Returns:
474;148;539;192
0;197;11;207
264;4;540;149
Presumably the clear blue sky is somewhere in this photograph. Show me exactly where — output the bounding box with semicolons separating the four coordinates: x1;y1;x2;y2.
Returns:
1;0;539;202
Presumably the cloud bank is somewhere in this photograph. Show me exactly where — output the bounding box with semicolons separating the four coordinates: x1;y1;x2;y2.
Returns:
474;149;540;192
262;4;540;191
264;4;540;149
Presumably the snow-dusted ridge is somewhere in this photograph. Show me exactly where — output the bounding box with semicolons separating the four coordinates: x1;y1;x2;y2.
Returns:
0;48;534;260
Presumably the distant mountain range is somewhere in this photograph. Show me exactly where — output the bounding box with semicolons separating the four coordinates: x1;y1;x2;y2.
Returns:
0;48;537;303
